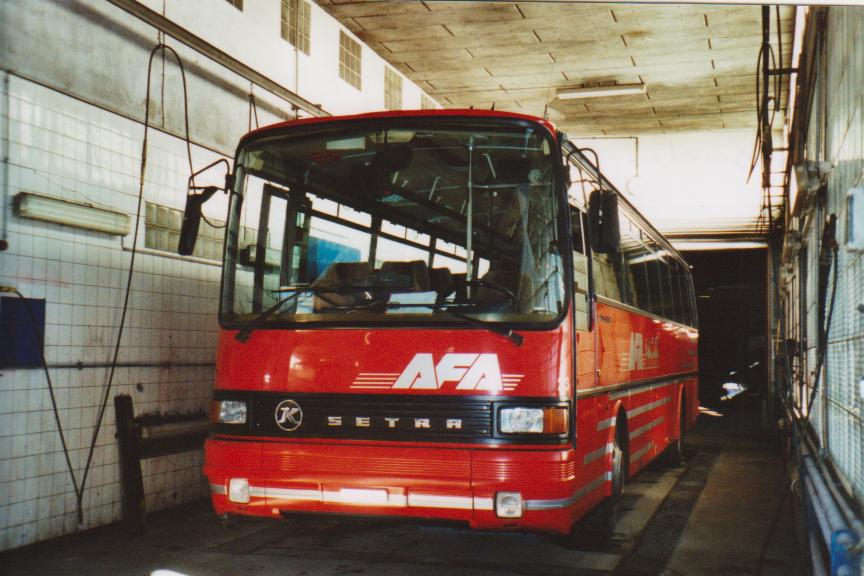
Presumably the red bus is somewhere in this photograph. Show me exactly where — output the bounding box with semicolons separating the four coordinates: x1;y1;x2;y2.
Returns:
186;110;699;542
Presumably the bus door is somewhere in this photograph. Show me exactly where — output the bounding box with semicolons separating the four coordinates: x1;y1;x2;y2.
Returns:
570;205;595;390
247;183;312;314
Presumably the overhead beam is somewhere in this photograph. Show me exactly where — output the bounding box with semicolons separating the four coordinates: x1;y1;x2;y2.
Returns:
105;0;329;118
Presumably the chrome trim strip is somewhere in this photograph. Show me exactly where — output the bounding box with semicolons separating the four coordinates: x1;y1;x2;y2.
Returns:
210;483;226;495
577;371;697;400
630;441;654;463
242;484;490;511
610;380;676;401
630;416;665;440
263;487;320;500
524;474;607;511
627;396;671;417
583;442;613;465
597;417;616;431
407;494;473;510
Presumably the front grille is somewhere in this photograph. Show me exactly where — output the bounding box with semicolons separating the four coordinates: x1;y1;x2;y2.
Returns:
214;392;494;443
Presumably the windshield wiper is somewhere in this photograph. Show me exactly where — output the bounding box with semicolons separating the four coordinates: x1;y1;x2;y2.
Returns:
235;283;399;342
235;290;307;343
445;310;524;346
236;285;524;346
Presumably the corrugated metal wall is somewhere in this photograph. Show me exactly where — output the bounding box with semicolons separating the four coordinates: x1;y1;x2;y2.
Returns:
789;7;863;503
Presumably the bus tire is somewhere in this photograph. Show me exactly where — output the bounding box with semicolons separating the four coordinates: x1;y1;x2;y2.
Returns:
661;396;686;467
569;422;627;547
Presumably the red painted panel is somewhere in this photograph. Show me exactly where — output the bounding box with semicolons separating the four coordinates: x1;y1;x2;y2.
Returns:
216;326;572;399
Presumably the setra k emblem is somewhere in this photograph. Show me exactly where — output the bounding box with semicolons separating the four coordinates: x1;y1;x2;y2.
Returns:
274;399;303;432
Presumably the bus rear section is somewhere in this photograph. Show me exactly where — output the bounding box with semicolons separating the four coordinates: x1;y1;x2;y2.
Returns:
193;110;698;538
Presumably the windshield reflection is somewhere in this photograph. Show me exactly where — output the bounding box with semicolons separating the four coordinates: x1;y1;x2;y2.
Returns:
221;120;566;327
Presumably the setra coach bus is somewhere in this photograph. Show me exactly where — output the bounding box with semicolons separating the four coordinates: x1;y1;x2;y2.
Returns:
180;109;699;542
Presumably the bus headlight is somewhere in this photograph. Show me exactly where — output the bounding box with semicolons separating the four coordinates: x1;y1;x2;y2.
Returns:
499;406;568;435
495;492;523;518
213;400;247;424
228;478;250;503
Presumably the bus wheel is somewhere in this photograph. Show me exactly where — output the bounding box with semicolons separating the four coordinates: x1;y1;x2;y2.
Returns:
661;398;686;467
569;429;626;548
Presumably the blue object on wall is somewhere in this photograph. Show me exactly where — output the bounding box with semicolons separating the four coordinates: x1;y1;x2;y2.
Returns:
0;296;45;368
304;236;361;282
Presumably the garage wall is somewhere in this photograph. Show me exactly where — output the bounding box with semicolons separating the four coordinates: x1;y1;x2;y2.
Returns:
0;0;437;551
782;7;863;506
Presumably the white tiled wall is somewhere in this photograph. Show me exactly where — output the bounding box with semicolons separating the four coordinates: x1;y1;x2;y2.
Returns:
0;0;441;552
0;75;222;551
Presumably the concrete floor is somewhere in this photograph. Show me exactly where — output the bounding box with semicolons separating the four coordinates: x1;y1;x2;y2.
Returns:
0;397;806;576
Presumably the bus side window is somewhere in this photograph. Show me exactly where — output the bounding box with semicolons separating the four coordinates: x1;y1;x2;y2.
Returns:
645;239;666;318
617;214;641;309
670;260;687;325
571;207;589;331
627;230;654;314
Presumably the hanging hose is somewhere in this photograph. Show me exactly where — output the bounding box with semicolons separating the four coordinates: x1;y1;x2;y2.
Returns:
7;289;82;521
74;43;196;524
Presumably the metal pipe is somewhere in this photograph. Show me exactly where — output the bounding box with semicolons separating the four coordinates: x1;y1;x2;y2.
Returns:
45;361;215;370
805;446;864;539
1;72;9;251
809;530;829;576
803;473;835;547
104;0;327;118
803;456;848;535
466;138;474;291
761;6;773;193
140;419;208;440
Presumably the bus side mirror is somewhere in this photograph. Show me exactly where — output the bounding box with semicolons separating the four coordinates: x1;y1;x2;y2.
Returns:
588;189;620;254
178;186;219;255
178;158;233;256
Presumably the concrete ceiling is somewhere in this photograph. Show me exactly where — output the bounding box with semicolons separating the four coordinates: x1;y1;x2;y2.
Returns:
319;1;795;136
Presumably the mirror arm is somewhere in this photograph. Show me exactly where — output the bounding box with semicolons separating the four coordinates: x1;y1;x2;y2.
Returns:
187;158;232;191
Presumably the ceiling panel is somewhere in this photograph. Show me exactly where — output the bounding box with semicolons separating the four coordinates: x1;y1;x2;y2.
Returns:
320;1;795;136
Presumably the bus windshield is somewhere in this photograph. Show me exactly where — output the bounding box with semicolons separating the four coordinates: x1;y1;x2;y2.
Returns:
220;118;566;328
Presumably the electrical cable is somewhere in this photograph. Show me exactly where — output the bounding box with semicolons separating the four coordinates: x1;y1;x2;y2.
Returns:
776;5;783;113
200;213;226;229
11;290;83;521
76;42;196;524
248;85;259;132
747;45;766;183
803;215;838;423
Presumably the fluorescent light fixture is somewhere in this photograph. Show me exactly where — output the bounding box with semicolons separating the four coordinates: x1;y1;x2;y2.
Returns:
557;83;646;100
14;192;130;236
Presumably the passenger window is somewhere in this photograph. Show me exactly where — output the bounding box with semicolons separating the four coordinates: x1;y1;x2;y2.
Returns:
617;214;641;308
645;240;665;318
627;233;654;313
658;253;675;320
678;263;695;326
668;259;682;323
591;251;621;302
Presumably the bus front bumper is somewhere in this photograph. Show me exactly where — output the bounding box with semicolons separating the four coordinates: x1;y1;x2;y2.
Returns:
204;438;604;534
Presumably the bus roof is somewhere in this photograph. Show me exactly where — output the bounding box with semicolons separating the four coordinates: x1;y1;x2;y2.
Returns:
239;109;558;146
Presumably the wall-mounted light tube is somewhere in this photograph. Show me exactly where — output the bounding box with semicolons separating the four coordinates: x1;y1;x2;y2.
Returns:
557;83;646;100
13;192;131;236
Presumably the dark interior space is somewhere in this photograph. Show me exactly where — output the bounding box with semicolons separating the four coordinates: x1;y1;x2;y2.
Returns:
684;249;768;408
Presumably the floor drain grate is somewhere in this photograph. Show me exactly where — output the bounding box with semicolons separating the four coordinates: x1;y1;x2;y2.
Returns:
613;447;721;576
